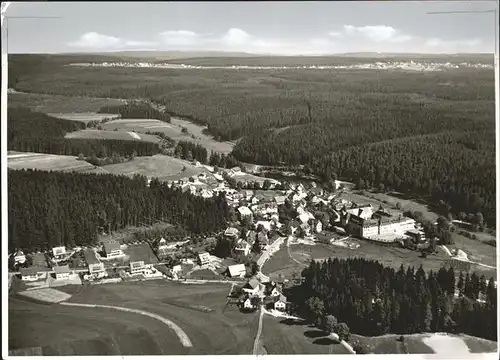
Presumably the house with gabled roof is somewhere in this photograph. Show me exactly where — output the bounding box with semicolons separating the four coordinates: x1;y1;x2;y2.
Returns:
227;263;247;278
52;246;66;258
14;250;26;264
198;252;211;266
238;206;253;221
274;294;287;311
274;195;286;205
54;265;71;280
130;261;146;275
20;267;39;282
242;277;261;295
234;239;251;256
225;227;240;239
102;241;123;258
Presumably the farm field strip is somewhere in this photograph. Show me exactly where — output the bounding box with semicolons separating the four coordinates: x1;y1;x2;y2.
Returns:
61;302;193;347
64;129;160;143
101;117;234;154
100;154;205;180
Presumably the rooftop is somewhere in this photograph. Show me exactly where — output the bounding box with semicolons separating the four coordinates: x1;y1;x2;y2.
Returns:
54;265;70;274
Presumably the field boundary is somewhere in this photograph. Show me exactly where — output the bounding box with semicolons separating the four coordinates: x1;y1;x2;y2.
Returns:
60;302;193;347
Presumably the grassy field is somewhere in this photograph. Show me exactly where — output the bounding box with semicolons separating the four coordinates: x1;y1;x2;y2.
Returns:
261;316;351;354
8;92;124;114
65;129;161;143
100;154;205;181
48;112;120;124
7;152;104;173
262;237;496;282
449;232;497;268
63;281;259;354
351;333;497;355
9;297;187;355
100;117;234;154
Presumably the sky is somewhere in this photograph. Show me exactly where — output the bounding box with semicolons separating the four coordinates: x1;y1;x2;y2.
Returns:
4;1;498;55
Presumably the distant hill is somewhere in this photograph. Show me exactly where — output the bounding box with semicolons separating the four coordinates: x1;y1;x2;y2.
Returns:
55;50;260;61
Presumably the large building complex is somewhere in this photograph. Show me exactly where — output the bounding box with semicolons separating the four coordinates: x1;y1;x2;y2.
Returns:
344;205;417;242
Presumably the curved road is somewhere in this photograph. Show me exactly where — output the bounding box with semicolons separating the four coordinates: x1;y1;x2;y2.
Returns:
60;302;193;348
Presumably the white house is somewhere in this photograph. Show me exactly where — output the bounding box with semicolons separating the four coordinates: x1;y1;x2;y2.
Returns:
225;227;240;239
255;221;272;232
54;265;71;280
102;241;123;258
243;297;254;309
198;252;211;266
14;250;26;264
200;189;214;198
234;240;251;257
227;263;247;278
243;277;261;295
20;267;39;282
274;294;287;311
89;262;106;277
238;206;253;220
130;261;146;275
52;246;66;258
274;196;286;205
250;196;260;205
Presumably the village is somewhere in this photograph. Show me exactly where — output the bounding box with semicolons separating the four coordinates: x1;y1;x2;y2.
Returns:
8;163;438;314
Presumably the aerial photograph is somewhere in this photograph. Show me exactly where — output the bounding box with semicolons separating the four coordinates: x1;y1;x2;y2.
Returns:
2;1;498;358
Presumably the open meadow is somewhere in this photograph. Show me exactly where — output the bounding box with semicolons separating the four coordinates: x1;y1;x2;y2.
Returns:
48;112;120;124
350;333;497;355
100;154;205;181
61;281;259;355
8;92;124;114
9;296;188;356
65;129;161;143
262;237;496;282
100;117;234;154
260;316;351;354
7;151;107;174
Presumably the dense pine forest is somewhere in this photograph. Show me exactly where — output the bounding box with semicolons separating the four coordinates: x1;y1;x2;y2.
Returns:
98;101;171;123
8;107;161;157
292;258;497;341
8;169;230;252
8;54;496;225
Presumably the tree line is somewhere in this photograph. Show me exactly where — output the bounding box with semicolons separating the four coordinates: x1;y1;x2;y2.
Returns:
98;101;171;123
291;258;496;341
8;169;230;252
174;141;208;164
